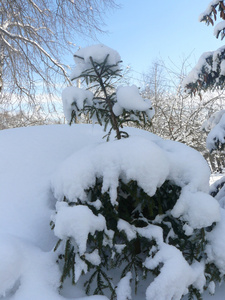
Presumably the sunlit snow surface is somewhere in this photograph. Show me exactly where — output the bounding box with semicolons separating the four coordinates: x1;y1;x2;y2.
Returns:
0;124;224;299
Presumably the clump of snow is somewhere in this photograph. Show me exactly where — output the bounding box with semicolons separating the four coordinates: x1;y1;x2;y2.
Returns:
182;51;213;88
183;45;225;92
214;21;225;37
113;85;155;120
171;188;220;229
85;250;101;266
144;241;205;300
62;86;93;123
208;281;216;295
116;272;132;300
53;203;106;255
137;224;164;246
71;44;121;79
154;138;211;192
74;255;88;283
210;175;225;207
117;219;137;241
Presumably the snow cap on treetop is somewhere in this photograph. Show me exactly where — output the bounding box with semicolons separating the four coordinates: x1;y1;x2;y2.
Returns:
71;44;121;79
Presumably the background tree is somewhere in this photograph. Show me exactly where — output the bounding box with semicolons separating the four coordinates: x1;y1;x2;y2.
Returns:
183;0;225;157
183;1;225;208
142;59;225;172
0;0;117;122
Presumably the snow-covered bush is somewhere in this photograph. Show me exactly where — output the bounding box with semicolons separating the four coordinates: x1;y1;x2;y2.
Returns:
62;44;154;140
50;134;222;300
48;44;225;300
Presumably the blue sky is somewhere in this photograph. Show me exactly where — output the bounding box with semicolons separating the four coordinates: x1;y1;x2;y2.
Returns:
77;0;224;83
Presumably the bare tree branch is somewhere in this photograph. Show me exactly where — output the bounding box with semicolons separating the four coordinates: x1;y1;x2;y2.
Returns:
0;0;117;119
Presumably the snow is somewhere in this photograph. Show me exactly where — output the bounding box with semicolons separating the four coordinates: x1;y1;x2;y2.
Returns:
71;44;121;79
62;87;93;123
117;219;137;241
171;188;220;229
183;44;225;91
53;203;106;255
206;208;225;275
0;123;225;300
214;21;225;37
202;109;225;132
154;138;211;192
116;272;132;300
113;85;155;120
114;85;154;116
206;111;225;151
182;51;213;87
51;136;170;205
199;0;220;22
84;250;101;266
145;244;205;300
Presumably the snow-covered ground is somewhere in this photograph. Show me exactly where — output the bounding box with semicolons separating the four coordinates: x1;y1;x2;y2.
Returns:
0;124;225;300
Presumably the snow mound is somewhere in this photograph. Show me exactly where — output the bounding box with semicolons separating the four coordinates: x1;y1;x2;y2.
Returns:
0;124;224;300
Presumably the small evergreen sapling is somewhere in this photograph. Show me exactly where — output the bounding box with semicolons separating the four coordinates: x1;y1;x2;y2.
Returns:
62;44;154;140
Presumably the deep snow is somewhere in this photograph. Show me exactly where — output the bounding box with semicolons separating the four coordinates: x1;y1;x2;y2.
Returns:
0;124;225;299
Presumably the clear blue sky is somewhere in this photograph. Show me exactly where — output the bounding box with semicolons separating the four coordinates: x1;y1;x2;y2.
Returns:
75;0;224;84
